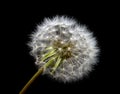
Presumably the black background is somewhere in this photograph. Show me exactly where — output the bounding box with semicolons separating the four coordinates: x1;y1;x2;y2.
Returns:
2;1;118;94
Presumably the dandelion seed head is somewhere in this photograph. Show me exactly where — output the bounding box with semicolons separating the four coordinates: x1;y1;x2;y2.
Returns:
29;16;100;82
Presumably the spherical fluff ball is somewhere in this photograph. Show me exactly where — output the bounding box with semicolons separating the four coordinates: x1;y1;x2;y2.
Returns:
29;16;99;83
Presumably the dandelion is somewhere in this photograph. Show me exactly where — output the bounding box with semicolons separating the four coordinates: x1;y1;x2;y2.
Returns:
20;16;99;94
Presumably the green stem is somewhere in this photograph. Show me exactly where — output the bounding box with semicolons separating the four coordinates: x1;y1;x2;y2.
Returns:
19;68;44;94
44;56;57;68
51;56;62;74
41;49;56;62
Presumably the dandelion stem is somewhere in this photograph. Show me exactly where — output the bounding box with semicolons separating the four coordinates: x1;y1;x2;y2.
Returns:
41;49;56;62
19;67;44;94
51;56;62;74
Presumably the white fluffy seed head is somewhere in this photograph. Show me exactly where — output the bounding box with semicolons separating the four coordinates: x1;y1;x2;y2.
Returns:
29;16;100;83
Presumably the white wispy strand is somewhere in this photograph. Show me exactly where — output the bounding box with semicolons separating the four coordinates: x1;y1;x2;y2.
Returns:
29;16;100;82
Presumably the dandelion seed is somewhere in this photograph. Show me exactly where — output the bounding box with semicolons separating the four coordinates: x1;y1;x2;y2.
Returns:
67;47;71;51
58;48;62;51
60;41;64;44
